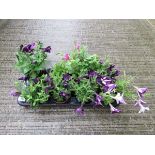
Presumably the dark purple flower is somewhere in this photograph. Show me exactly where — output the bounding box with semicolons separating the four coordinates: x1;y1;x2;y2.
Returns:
18;76;28;81
40;69;49;75
45;86;53;94
33;78;40;83
107;64;115;72
104;84;116;92
111;93;127;104
44;76;51;85
112;69;120;77
10;89;21;97
42;46;51;53
94;94;102;106
63;73;71;81
74;106;84;116
63;81;68;88
75;78;81;84
134;86;148;98
59;91;68;97
109;103;121;114
23;43;35;52
88;70;97;78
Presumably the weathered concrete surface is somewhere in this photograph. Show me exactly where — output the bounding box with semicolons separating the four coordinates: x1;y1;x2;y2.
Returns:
0;19;155;135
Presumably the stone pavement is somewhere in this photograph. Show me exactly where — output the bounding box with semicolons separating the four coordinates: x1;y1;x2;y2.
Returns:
0;19;155;134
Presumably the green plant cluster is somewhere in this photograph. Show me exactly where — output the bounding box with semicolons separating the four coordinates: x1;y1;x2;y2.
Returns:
15;42;48;78
14;42;136;108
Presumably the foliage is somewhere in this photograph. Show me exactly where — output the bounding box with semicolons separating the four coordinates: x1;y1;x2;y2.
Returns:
115;72;137;100
70;79;95;104
16;74;51;107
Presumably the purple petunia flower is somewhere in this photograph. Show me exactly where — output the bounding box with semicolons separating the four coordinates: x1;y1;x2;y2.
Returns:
74;106;85;116
109;103;121;114
88;70;97;78
96;76;112;86
111;93;127;104
101;77;111;85
10;89;21;97
107;64;115;72
104;84;116;92
75;78;81;84
112;69;120;77
59;91;68;97
23;43;35;52
42;46;51;53
18;76;28;81
134;99;149;113
63;73;71;81
63;81;68;88
33;77;40;83
45;86;53;94
44;76;51;85
94;94;102;106
134;86;148;98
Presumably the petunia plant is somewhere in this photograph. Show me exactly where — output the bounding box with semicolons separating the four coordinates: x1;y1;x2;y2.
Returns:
11;42;150;115
15;41;51;78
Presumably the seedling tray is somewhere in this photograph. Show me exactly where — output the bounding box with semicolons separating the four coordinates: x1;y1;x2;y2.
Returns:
17;96;118;108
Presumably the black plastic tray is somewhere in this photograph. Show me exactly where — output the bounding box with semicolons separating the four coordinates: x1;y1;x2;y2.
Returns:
17;96;118;108
17;97;82;107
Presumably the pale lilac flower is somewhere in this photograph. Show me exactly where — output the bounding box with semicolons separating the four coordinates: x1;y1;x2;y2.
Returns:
10;89;20;97
101;78;111;85
64;53;70;61
75;106;84;116
109;103;121;114
111;93;127;104
134;86;148;98
135;99;149;113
